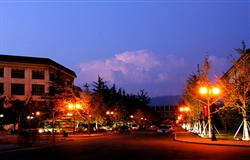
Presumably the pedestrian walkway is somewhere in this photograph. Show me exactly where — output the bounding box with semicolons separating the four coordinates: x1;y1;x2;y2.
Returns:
0;133;104;152
174;130;250;147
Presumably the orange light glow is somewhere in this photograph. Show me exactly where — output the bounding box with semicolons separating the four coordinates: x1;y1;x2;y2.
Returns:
179;106;190;112
177;115;182;120
110;111;114;115
184;107;190;112
106;111;110;115
36;111;40;116
68;103;74;110
212;87;220;95
67;112;73;116
130;115;134;119
75;103;82;109
199;87;208;95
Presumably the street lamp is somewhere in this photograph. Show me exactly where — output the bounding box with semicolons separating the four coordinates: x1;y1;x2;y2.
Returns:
179;106;190;112
106;111;115;128
199;86;220;140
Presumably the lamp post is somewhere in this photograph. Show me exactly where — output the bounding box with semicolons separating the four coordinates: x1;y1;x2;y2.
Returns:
106;111;114;128
199;86;220;140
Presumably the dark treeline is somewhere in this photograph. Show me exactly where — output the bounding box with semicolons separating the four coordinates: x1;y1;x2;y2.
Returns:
82;76;158;127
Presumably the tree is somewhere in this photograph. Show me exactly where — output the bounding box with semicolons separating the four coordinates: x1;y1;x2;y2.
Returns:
182;56;221;137
182;71;203;133
220;43;250;140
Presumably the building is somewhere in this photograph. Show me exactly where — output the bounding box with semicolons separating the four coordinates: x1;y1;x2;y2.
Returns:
150;96;181;120
151;105;178;120
222;52;250;81
0;54;76;110
221;52;250;116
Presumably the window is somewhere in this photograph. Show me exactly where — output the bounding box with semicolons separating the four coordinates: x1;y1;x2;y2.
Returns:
0;68;3;77
32;84;45;96
11;84;24;95
49;73;57;82
49;86;55;96
0;83;3;94
32;70;44;79
11;69;24;78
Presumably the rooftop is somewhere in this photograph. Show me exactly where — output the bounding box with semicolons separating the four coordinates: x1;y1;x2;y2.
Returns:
0;54;76;77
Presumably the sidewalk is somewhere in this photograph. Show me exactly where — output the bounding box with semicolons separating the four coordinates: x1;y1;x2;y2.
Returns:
174;130;250;147
0;133;103;152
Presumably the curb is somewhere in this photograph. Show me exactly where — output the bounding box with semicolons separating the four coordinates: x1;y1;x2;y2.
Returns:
0;133;105;154
173;133;250;148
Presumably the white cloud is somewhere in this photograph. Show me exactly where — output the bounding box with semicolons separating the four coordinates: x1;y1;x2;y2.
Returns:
76;50;188;96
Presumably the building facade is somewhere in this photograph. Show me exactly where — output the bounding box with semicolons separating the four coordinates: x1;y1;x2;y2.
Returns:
222;53;250;81
0;55;76;107
151;105;178;120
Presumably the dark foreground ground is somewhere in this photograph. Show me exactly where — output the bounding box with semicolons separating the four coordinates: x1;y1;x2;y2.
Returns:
1;131;250;160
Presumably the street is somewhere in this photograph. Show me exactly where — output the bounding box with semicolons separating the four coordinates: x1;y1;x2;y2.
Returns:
1;131;250;160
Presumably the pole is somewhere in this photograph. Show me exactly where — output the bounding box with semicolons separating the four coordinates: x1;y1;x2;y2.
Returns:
73;112;76;134
208;95;216;141
52;111;55;143
207;98;212;138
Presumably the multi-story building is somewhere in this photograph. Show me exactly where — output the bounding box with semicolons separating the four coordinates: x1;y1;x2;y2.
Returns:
222;53;250;81
0;55;76;109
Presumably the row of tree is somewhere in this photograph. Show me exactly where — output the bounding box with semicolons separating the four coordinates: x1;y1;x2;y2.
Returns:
181;41;250;140
48;76;159;131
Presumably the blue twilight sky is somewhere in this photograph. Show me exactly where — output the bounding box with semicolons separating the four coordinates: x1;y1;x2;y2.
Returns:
0;0;249;97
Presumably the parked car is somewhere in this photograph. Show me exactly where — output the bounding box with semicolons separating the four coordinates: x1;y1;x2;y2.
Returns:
118;126;131;133
131;124;140;131
157;125;172;134
148;125;158;131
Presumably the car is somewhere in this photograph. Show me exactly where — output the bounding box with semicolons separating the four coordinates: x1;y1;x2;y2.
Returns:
157;125;172;134
118;126;131;133
131;124;140;131
148;125;158;131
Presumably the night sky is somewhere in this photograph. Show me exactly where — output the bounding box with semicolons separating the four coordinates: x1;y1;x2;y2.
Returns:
0;0;249;96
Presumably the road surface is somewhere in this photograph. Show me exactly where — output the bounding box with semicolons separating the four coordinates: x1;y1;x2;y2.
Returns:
1;131;250;160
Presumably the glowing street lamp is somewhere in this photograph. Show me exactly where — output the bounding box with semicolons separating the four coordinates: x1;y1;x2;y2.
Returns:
199;86;221;140
35;111;40;116
179;106;190;112
177;115;183;120
106;111;114;115
67;112;73;116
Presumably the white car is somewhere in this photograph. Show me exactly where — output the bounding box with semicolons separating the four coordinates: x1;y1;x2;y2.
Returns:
131;124;140;130
157;126;172;134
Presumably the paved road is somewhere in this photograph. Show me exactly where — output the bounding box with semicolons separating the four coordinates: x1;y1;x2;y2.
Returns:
1;132;250;160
